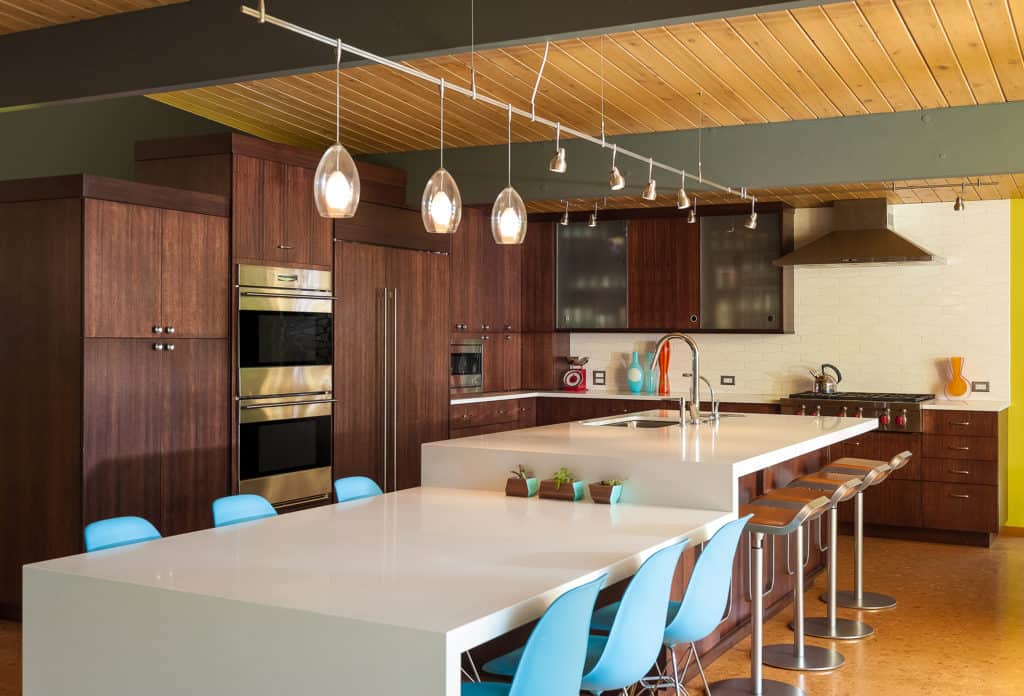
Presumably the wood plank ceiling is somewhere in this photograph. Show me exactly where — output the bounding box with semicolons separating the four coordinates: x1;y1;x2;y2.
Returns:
150;0;1024;155
0;0;186;36
524;174;1024;212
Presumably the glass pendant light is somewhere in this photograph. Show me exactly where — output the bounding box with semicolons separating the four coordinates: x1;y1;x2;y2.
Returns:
548;122;567;174
744;197;758;229
421;80;462;234
688;197;698;225
676;171;691;210
559;200;570;226
588;202;598;227
641;158;657;201
491;106;527;245
608;144;625;191
314;39;360;218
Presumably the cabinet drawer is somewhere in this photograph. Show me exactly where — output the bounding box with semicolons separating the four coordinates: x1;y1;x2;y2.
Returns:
876;432;922;481
923;410;997;437
517;398;537;428
450;400;520;429
922;482;998;532
921;458;998;485
922;434;997;462
838;480;922;528
830;432;880;461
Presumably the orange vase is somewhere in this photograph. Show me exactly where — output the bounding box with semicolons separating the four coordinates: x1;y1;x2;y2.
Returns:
657;343;671;395
944;356;969;399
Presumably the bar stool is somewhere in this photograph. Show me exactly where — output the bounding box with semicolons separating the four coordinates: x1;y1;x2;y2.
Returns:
754;486;846;671
708;493;830;696
820;451;912;611
788;470;876;641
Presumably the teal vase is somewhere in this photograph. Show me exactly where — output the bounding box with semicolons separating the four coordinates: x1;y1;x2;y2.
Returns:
626;351;643;394
644;352;658;394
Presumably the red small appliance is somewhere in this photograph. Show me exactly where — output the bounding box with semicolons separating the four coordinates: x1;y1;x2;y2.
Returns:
562;356;589;392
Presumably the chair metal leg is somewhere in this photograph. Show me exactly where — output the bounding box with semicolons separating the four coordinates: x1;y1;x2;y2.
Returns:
463;650;481;682
824;491;897;611
671;648;683;696
691;643;711;695
803;506;874;640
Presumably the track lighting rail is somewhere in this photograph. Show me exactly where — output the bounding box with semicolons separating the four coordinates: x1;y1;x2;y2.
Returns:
241;2;754;202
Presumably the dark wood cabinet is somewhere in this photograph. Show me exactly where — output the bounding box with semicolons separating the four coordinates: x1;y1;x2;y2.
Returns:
231;154;262;260
627;216;700;330
501;333;522;391
334;241;449;493
334;200;449;254
83;199;229;339
451;206;522;333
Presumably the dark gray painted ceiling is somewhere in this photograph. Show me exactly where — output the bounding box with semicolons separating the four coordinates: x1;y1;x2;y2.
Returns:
0;0;836;110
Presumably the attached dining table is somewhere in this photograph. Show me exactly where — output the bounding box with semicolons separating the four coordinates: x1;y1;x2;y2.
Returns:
23;487;731;696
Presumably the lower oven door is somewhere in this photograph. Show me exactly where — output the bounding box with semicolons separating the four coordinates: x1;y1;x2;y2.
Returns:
238;398;333;508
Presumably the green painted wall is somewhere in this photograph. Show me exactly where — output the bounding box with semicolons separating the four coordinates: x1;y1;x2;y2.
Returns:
1008;200;1024;527
0;97;227;182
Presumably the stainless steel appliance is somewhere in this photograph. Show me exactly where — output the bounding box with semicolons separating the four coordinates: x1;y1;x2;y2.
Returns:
238;394;333;508
237;264;335;507
450;337;483;394
810;363;843;394
237;264;334;398
780;392;934;433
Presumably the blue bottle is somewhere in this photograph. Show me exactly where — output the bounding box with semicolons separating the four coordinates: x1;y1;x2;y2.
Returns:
644;352;658;394
626;351;644;394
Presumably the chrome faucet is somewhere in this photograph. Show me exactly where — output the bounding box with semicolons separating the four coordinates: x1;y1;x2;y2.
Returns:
683;373;719;422
650;333;701;426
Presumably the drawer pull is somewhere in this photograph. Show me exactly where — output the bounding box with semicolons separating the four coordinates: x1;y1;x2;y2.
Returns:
950;421;971;426
949;469;971;475
949;493;971;500
948;446;971;451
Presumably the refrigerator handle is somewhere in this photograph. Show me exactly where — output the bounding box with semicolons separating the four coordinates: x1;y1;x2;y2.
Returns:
381;288;388;494
392;287;399;493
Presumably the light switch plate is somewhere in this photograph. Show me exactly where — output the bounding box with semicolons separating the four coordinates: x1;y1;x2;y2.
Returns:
971;381;990;393
720;375;736;386
593;370;606;386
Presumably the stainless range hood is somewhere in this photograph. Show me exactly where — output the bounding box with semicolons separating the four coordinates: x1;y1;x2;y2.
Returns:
774;198;940;266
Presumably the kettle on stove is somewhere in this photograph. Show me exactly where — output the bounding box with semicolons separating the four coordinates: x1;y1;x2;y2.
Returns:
810;363;842;394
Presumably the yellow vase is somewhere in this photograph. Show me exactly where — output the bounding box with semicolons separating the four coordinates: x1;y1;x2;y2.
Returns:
944;356;970;399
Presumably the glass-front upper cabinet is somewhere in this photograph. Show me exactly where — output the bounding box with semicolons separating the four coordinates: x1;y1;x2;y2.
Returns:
556;221;628;330
699;212;785;331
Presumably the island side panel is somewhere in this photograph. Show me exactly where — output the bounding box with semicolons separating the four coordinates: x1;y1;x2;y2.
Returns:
24;569;452;696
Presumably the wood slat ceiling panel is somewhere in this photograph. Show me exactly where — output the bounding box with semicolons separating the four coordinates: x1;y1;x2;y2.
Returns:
0;0;185;35
524;173;1023;212
151;0;1024;155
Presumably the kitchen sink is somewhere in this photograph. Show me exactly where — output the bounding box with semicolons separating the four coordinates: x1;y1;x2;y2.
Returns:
583;415;678;429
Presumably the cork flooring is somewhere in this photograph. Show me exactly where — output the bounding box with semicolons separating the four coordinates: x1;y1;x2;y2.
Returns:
1;535;1022;695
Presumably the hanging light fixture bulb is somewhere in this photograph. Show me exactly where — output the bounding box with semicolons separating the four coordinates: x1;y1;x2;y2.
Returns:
548;122;567;174
641;158;657;201
588;202;598;227
314;39;360;218
744;197;758;229
954;182;965;212
688;197;697;225
676;171;691;210
559;200;570;226
421;80;462;234
491;105;527;245
608;144;625;191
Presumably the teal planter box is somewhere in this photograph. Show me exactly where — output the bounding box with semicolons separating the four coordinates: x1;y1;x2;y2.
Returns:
590;483;623;504
506;477;539;497
540;479;586;501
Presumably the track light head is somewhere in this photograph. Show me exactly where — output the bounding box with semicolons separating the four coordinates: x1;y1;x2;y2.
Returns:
688;198;697;225
953;195;965;212
588;203;598;227
676;179;691;210
548;147;567;174
559;200;570;226
609;165;625;191
642;178;657;201
745;210;758;230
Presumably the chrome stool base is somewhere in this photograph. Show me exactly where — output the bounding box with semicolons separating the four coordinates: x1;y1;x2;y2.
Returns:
762;644;845;671
822;590;897;610
800;616;874;640
708;677;805;695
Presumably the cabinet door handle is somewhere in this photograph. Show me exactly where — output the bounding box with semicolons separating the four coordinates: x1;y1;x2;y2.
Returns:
948;445;971;451
165;326;175;334
949;469;971;475
152;326;164;334
950;421;971;426
949;493;971;499
277;243;294;250
505;335;513;340
165;343;175;351
153;343;165;351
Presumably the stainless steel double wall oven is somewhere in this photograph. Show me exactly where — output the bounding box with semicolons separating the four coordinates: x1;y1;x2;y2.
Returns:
237;265;334;508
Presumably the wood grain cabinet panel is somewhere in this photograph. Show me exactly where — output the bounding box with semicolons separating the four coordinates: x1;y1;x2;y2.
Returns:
921;457;998;486
876;432;922;480
830;431;880;461
160;210;229;338
83;200;162;338
231;154;263;261
923;410;997;437
260;160;289;264
501;333;522;391
923;434;997;462
840;480;923;528
922;482;998;532
482;334;504;392
450;207;485;332
627;217;700;330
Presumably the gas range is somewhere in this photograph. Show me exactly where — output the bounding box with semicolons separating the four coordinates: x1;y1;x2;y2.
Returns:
779;392;935;432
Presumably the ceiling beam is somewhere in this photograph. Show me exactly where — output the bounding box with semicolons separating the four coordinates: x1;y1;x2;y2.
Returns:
0;0;839;110
361;101;1024;206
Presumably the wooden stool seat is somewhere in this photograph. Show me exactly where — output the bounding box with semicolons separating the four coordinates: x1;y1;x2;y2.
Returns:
740;493;830;536
790;471;865;504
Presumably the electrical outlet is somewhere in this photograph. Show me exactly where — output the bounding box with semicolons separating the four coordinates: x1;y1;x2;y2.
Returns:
720;375;736;386
593;370;606;386
971;381;990;393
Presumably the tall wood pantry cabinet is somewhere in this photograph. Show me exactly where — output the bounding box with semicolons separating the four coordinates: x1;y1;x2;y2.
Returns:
0;175;231;619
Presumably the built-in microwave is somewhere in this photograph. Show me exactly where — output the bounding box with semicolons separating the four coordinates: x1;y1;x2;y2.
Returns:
450;337;484;394
237;264;334;398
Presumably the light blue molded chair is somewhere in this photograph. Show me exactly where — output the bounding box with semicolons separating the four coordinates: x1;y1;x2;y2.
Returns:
84;516;161;552
212;494;277;528
334;476;383;503
484;540;687;695
464;574;606;696
590;515;753;695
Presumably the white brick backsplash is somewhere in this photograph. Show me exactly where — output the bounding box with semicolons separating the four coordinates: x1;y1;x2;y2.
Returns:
571;200;1011;401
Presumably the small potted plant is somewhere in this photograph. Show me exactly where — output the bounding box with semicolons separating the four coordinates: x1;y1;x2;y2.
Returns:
589;479;624;505
539;467;586;501
506;465;539;498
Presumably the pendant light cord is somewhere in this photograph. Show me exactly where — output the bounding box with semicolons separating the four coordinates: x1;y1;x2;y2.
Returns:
600;35;606;145
439;79;445;169
506;104;512;186
335;38;342;144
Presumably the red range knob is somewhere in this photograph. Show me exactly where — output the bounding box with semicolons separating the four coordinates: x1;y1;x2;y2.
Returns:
814;405;822;417
854;407;865;418
895;414;907;427
838;406;848;417
879;412;891;426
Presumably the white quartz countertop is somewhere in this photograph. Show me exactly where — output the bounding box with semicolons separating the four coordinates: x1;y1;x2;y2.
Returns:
920;399;1010;412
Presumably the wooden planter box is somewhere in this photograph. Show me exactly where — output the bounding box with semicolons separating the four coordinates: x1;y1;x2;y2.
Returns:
539;479;585;501
505;477;539;498
589;483;623;505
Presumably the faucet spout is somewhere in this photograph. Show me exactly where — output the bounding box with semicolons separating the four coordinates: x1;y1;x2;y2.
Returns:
650;333;701;426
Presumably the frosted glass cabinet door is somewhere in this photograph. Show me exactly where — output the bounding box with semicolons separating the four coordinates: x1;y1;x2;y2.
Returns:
556;221;628;330
699;213;783;331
